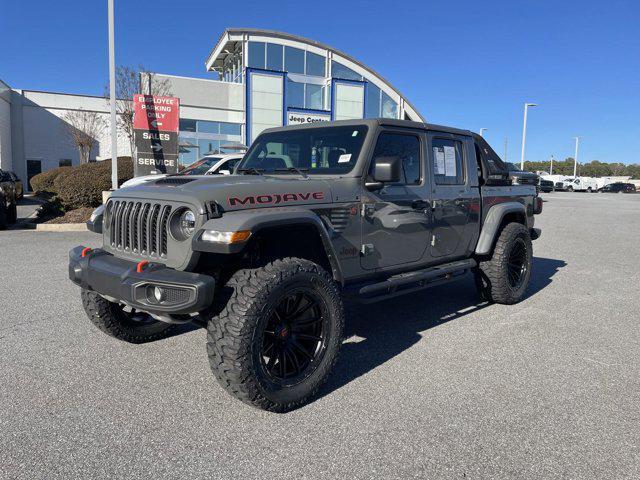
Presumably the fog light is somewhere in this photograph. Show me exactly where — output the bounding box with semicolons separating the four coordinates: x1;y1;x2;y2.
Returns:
146;285;166;304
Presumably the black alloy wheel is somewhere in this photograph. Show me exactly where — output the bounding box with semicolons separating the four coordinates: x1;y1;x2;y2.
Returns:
507;238;529;291
259;289;328;385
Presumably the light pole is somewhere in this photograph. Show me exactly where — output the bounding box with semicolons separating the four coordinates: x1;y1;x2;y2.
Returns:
520;102;537;170
479;128;488;137
108;0;118;190
550;154;554;175
573;137;580;178
504;137;508;162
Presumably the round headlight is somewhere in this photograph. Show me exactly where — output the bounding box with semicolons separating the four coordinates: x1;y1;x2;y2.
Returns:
179;209;196;238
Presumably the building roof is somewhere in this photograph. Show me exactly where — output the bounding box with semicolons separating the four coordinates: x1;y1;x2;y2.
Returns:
205;28;425;122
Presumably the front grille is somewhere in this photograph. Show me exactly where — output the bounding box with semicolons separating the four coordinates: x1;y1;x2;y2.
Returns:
107;200;172;257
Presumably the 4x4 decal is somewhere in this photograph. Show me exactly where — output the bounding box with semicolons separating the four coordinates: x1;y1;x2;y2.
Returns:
228;192;325;207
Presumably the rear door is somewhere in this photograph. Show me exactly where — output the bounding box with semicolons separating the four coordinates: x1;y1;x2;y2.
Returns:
427;132;480;259
360;129;432;270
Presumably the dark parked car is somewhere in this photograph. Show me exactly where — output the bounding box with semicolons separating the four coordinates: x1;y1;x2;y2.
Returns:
539;179;554;192
601;182;636;193
0;169;18;229
7;172;23;199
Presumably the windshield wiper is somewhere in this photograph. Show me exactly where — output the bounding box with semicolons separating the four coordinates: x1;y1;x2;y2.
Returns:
274;167;309;178
237;167;264;175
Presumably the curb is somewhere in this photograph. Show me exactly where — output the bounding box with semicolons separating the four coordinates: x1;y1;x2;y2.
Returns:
34;223;88;232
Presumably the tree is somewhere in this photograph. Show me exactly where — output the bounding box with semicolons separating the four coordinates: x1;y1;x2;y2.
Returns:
106;65;172;156
61;109;106;164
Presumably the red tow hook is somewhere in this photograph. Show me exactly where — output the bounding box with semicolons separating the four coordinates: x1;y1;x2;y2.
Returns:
81;247;92;258
136;260;150;273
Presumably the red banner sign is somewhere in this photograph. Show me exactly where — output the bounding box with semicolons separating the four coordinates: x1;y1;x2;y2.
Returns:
133;94;180;132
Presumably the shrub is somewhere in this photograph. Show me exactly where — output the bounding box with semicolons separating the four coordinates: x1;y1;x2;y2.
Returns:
56;157;133;209
30;166;72;194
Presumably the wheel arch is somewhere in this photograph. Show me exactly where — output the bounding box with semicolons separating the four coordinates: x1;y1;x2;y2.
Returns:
475;202;527;256
193;209;344;285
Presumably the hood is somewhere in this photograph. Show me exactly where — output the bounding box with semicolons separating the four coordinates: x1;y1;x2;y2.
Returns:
109;174;334;214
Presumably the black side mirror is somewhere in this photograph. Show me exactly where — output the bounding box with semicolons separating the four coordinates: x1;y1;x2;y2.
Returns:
365;156;402;191
372;156;402;183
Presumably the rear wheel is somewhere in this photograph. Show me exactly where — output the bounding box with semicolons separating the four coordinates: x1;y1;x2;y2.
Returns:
475;223;533;304
81;289;176;343
207;258;344;412
0;200;6;230
587;187;592;193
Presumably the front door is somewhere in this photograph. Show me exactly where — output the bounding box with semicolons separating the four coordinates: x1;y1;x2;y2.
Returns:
427;133;477;259
26;160;42;191
360;130;431;270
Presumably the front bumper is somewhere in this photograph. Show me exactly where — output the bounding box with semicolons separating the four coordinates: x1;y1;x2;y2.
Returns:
68;246;215;315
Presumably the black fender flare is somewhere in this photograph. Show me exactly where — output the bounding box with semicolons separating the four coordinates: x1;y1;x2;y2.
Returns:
475;202;526;255
192;208;344;285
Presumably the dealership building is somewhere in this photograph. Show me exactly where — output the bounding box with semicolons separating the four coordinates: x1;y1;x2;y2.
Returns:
0;28;423;189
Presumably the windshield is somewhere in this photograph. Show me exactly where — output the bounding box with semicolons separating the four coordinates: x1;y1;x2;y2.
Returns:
238;125;368;175
177;157;222;176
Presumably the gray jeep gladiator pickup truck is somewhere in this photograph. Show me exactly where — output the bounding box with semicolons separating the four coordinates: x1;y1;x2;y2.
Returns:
69;119;542;411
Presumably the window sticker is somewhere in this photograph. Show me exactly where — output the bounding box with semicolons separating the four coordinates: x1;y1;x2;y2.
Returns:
352;130;359;137
433;147;445;175
444;146;456;177
338;153;352;163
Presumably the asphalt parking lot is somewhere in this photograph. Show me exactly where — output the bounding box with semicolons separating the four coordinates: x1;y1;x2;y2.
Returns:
1;192;639;479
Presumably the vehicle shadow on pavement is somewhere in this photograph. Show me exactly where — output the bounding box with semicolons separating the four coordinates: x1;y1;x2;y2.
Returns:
318;256;566;400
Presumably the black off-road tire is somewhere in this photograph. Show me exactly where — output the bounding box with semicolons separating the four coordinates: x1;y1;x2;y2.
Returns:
474;223;533;305
8;202;17;224
81;289;176;343
0;201;7;230
207;258;344;412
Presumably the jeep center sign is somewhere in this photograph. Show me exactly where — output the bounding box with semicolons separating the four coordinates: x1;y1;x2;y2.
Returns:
133;95;180;177
287;110;331;125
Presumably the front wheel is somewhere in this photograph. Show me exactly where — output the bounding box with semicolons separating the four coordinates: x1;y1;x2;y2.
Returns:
587;187;593;193
474;223;533;304
81;289;176;343
207;258;344;412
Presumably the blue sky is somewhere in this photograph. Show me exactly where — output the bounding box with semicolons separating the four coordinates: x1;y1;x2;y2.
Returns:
2;0;639;164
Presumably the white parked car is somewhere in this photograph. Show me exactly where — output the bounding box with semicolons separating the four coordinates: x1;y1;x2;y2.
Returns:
120;154;243;189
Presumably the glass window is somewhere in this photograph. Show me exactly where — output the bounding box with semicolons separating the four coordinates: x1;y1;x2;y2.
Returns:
365;83;381;118
305;84;324;110
370;133;421;185
239;125;368;175
197;120;219;134
381;92;398;118
306;52;325;76
219;122;242;136
198;139;220;156
266;43;283;71
331;61;362;81
284;46;305;74
432;138;465;185
59;159;72;167
248;41;266;69
179;146;198;166
286;79;305;108
220;157;241;172
179;119;197;132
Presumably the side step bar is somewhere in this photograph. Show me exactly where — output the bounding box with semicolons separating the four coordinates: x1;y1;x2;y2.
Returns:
347;258;477;303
